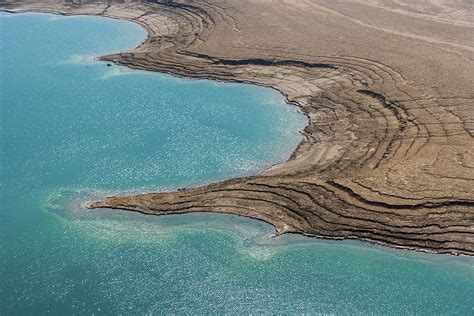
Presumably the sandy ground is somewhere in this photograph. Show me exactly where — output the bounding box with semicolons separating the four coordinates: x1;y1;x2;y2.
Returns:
2;0;473;255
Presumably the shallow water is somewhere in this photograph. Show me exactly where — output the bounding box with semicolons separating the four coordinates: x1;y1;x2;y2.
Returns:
1;12;473;315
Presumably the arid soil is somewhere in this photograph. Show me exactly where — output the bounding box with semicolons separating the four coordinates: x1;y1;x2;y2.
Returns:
2;0;473;255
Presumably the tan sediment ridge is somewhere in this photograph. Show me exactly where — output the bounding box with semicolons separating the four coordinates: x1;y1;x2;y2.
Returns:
3;0;473;255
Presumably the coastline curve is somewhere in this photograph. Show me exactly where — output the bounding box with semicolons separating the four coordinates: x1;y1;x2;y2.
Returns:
2;0;473;256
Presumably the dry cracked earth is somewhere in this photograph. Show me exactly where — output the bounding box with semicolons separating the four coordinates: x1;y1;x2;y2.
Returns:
2;0;473;255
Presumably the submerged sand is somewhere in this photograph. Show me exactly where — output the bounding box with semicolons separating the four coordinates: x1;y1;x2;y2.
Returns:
2;0;473;255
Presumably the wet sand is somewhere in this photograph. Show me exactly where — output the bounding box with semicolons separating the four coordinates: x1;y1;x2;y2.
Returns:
2;0;473;255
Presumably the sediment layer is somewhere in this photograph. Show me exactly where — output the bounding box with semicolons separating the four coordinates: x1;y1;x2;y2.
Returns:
3;0;473;255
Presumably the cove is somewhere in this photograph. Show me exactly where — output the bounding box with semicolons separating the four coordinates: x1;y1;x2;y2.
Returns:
0;12;473;315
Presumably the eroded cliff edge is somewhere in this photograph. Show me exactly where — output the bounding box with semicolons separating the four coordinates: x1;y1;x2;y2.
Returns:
2;0;473;255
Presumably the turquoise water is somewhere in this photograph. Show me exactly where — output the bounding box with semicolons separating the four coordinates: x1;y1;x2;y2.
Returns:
0;12;473;315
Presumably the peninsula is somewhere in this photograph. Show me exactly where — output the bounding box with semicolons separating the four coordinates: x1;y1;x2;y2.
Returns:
2;0;473;255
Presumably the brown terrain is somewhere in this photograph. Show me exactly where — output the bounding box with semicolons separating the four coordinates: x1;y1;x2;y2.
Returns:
2;0;473;255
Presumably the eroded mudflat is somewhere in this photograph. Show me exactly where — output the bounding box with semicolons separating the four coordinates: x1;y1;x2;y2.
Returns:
3;0;473;255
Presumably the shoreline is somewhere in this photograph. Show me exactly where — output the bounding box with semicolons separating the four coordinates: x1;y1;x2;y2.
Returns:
2;1;473;256
83;201;473;258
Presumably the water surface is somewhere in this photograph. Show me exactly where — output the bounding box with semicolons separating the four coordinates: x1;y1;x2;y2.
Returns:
0;12;473;315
